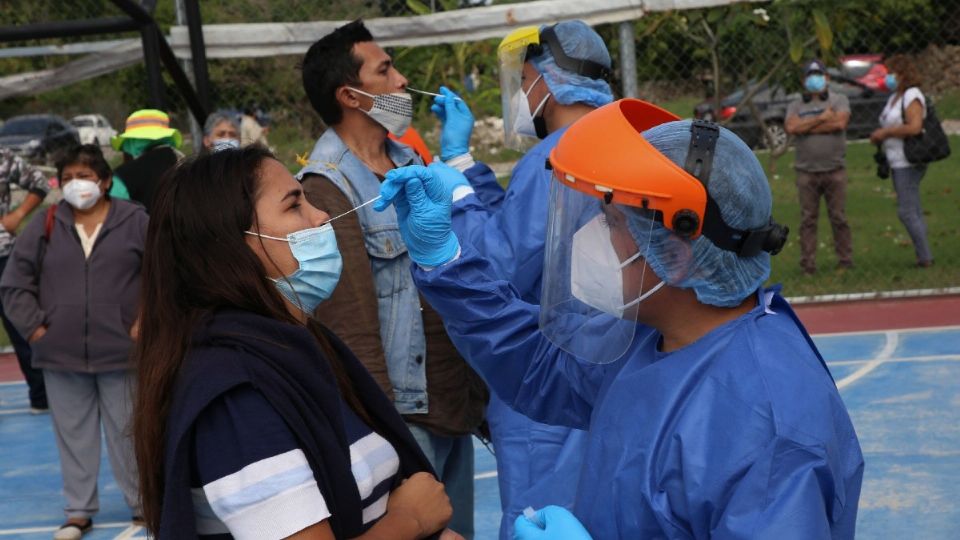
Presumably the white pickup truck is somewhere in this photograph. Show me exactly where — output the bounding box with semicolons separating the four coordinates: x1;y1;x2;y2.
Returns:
70;114;117;146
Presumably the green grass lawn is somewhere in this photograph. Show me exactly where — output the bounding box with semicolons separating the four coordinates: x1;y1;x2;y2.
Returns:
657;94;702;119
763;136;960;297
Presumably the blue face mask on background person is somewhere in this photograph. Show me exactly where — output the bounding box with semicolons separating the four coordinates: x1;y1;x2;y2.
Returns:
804;74;826;93
246;224;343;313
885;73;898;91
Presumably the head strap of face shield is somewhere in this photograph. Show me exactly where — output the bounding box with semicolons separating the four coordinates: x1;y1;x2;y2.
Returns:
525;25;611;81
681;120;789;257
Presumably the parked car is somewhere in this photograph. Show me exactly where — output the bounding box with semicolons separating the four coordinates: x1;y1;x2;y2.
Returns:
693;74;890;153
70;114;117;146
0;114;79;163
840;54;889;92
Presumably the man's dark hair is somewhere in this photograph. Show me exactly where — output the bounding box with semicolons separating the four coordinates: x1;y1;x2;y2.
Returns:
301;20;374;125
56;144;112;183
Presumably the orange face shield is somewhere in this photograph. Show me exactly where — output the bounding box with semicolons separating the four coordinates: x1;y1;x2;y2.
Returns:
548;99;710;238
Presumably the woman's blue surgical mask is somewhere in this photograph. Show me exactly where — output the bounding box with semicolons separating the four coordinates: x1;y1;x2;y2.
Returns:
885;73;898;92
245;224;343;314
804;74;826;93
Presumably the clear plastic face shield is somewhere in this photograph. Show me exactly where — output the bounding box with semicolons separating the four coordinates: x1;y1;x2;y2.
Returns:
539;100;791;365
540;181;665;364
498;26;541;152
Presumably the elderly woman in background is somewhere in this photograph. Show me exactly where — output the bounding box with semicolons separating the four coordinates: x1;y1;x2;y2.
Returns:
201;110;241;151
0;144;148;539
870;55;933;268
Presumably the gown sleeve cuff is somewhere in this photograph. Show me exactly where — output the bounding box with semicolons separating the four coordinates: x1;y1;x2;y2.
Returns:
444;153;476;172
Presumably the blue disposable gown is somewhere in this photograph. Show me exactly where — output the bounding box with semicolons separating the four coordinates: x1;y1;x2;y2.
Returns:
454;129;591;538
412;245;864;539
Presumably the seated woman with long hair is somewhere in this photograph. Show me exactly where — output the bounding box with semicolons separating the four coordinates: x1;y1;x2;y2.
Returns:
133;146;456;539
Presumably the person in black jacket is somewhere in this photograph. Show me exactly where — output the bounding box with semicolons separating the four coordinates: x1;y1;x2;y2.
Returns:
132;145;461;540
110;109;183;213
0;144;147;539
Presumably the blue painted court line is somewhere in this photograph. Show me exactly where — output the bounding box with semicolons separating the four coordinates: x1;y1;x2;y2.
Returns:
2;325;958;539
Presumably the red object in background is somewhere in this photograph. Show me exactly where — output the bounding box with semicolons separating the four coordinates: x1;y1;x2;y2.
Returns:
389;127;434;164
840;54;889;91
719;106;738;120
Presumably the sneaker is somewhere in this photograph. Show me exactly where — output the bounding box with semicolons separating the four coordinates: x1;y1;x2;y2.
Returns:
53;518;92;540
131;515;145;527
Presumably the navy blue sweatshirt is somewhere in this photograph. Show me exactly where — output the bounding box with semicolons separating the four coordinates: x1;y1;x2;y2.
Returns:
158;310;436;539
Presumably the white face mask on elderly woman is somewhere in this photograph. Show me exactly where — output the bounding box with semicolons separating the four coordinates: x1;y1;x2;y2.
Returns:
62;179;102;211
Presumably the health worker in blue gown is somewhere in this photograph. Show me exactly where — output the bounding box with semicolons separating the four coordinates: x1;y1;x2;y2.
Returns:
374;100;865;539
427;21;615;538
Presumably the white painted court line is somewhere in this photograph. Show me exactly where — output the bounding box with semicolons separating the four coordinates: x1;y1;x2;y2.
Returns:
113;524;144;540
787;286;960;304
836;331;898;390
0;522;131;535
812;324;960;338
0;380;27;387
0;407;32;415
475;470;498;480
828;354;960;367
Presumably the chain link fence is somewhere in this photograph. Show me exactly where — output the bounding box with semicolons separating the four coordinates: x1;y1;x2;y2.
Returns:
1;0;958;298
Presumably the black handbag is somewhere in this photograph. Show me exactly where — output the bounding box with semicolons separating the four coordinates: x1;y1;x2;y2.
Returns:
901;93;951;164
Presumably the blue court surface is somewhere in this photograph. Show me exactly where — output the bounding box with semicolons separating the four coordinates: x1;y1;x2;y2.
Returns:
1;326;958;539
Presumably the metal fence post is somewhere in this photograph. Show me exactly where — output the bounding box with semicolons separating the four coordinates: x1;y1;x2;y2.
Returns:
140;23;164;109
176;0;203;152
618;21;637;98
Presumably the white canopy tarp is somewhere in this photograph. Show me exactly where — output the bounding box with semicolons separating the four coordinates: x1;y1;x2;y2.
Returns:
1;0;753;99
169;0;750;58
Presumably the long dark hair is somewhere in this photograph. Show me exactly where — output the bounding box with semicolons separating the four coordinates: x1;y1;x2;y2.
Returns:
886;54;922;94
133;146;366;532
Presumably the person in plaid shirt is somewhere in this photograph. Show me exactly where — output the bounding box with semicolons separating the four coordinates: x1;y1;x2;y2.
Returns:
0;147;50;411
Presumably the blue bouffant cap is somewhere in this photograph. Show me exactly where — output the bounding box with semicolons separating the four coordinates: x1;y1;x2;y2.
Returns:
625;120;773;307
530;20;614;109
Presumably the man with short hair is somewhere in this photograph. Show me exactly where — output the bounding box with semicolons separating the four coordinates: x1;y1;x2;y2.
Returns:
0;147;49;413
297;20;487;538
785;59;853;275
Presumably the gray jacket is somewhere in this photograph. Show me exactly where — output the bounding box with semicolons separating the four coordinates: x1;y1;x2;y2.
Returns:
0;199;148;372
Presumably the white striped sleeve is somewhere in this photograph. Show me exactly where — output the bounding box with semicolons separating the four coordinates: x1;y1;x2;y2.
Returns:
202;448;331;540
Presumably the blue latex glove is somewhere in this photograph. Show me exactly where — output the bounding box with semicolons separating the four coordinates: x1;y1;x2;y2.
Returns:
374;165;460;267
431;86;474;161
426;161;470;198
513;506;592;540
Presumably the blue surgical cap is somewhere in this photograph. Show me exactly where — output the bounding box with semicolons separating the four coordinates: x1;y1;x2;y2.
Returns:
625;120;773;307
531;20;614;109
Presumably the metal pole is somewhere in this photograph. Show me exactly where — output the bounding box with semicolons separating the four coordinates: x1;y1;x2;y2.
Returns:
0;18;139;42
140;24;164;109
618;21;637;98
184;0;211;111
176;0;203;153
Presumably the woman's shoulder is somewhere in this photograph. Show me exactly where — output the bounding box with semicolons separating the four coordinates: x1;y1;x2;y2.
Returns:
110;197;148;217
904;87;926;104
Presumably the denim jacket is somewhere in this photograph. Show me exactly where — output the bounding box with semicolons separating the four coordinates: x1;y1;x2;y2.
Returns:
296;129;428;415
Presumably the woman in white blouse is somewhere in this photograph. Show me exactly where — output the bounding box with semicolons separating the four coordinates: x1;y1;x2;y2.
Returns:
870;55;933;267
